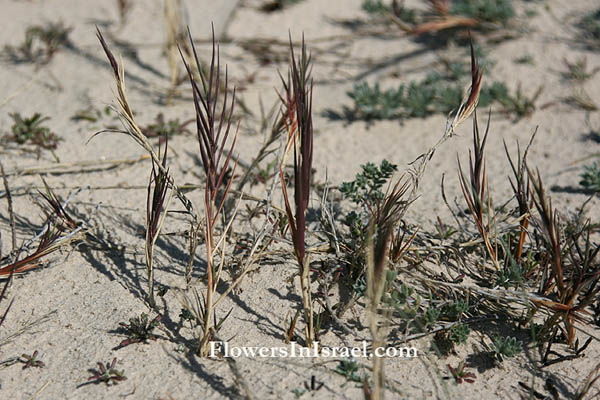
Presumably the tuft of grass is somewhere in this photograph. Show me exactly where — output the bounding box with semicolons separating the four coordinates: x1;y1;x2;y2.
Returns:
458;110;501;270
279;34;316;348
580;162;600;194
527;168;600;347
3;22;71;64
562;57;600;82
115;313;162;349
5;113;61;150
0;180;84;276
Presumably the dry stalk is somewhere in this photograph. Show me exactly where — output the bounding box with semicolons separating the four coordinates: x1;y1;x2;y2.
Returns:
96;29;198;224
164;0;188;90
145;141;174;308
0;161;16;253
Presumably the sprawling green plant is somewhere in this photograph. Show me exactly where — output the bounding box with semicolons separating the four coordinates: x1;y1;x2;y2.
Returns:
451;0;515;24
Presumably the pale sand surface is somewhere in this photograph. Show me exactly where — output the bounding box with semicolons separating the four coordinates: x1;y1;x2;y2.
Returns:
1;0;600;399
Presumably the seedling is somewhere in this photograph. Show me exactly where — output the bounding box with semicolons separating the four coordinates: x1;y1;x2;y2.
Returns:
580;162;600;194
335;358;362;383
86;358;127;386
19;350;45;369
3;22;71;64
490;335;521;362
514;54;534;65
115;313;161;349
6;113;61;150
447;360;476;384
141;113;193;139
495;84;543;120
71;105;112;123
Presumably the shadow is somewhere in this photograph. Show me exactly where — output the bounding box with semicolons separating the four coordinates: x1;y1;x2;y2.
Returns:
321;108;390;128
550;185;597;195
582;130;600;143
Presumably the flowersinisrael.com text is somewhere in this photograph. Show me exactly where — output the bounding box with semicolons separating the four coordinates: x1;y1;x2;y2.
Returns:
209;341;418;359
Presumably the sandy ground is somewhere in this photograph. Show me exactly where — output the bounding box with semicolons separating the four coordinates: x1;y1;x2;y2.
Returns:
1;0;600;399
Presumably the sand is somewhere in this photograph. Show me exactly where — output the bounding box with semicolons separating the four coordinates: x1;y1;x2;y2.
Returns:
1;0;600;399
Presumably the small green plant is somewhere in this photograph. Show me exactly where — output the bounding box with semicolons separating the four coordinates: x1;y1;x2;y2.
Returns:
86;358;127;386
450;0;515;25
19;350;45;369
340;159;399;257
71;105;113;123
422;307;441;328
340;160;398;207
291;387;307;398
447;360;476;384
345;64;512;122
442;300;469;321
347;82;404;120
562;57;600;82
490;335;522;361
3;22;71;64
495;256;524;288
514;54;534;65
141;113;193;139
6;113;61;149
115;313;161;349
335;358;362;382
362;0;390;15
494;84;543;120
448;323;470;345
580;162;600;194
361;0;417;23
